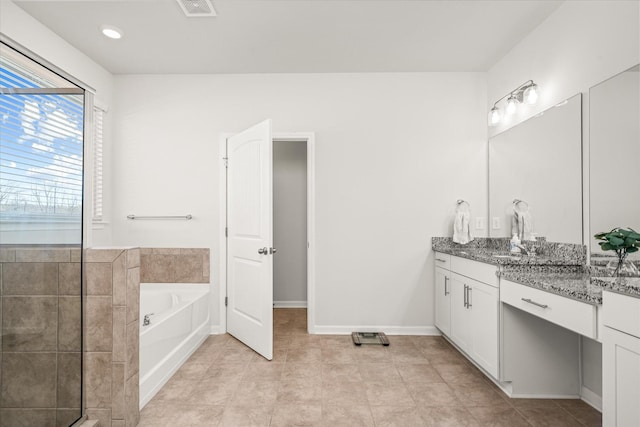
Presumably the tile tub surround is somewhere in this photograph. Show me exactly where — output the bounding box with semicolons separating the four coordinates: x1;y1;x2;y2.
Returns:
140;248;210;283
0;246;82;426
84;248;140;427
432;237;586;266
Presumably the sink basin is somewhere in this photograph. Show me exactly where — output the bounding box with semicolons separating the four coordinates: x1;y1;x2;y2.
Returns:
492;255;521;260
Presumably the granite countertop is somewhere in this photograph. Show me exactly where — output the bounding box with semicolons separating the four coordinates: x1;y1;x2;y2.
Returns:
501;271;601;305
433;247;584;267
432;237;640;301
591;276;640;300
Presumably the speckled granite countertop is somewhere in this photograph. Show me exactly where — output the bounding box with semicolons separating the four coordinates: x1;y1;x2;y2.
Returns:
432;237;640;302
433;247;584;267
501;271;601;305
591;276;640;300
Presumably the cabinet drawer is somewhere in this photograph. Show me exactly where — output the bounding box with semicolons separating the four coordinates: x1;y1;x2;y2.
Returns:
434;252;451;270
603;291;640;338
501;280;597;339
451;255;498;287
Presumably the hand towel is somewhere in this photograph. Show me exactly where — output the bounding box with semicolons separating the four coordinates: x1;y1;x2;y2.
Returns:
511;202;533;241
453;204;473;244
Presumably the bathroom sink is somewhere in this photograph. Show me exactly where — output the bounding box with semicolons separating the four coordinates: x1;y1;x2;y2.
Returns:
492;254;521;260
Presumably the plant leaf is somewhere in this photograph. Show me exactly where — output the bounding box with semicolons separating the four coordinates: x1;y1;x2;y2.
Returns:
627;246;639;253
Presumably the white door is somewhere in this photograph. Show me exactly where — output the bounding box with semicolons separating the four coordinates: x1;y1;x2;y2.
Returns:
226;120;273;360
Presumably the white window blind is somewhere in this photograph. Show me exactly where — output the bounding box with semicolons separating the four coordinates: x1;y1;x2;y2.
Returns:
93;106;104;221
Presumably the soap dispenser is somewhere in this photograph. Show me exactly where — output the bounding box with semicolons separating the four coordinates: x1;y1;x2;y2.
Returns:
510;234;521;254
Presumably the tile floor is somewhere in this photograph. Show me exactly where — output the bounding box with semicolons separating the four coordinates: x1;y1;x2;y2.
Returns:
138;308;602;426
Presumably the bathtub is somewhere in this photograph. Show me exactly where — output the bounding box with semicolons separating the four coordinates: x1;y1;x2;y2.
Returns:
139;283;210;409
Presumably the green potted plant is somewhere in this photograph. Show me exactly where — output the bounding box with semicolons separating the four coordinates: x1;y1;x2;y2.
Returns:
594;227;640;277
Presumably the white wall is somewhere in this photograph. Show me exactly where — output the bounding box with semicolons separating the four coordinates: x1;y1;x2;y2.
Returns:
487;0;640;406
1;0;115;247
112;72;488;332
273;141;307;306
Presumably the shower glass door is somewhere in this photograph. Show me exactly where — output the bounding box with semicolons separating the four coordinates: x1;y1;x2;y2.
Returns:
1;41;84;427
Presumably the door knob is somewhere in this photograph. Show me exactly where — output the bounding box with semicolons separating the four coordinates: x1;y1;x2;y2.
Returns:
270;247;277;254
258;247;268;254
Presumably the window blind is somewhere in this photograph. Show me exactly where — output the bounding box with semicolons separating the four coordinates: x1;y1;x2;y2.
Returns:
93;106;104;221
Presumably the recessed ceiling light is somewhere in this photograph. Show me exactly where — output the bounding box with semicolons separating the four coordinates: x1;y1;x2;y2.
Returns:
100;25;123;40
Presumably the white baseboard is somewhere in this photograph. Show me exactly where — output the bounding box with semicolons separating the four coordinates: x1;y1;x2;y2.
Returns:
581;386;603;412
209;325;222;335
311;325;441;336
273;301;308;308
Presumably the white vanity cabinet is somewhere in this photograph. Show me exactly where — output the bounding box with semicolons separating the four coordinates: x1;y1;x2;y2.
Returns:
603;291;640;427
434;252;499;379
434;253;452;336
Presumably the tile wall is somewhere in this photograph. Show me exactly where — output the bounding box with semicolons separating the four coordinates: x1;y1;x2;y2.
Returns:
84;248;140;427
0;246;82;427
140;248;209;284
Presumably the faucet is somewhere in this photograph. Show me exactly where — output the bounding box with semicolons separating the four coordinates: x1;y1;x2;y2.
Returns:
143;313;154;326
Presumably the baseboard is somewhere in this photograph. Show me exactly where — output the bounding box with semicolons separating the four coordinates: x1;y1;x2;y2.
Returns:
311;325;441;336
209;325;222;334
580;386;603;412
273;301;308;308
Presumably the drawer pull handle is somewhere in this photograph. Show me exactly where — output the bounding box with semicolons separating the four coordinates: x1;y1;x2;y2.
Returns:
521;298;548;309
444;277;449;296
436;258;447;263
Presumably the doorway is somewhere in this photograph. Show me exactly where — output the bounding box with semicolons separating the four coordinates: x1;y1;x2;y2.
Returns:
273;140;308;309
219;131;316;346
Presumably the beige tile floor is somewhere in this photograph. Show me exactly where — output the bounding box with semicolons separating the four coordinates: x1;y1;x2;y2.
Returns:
139;308;602;426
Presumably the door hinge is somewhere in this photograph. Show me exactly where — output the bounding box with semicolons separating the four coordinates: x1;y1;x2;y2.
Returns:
225;227;228;238
225;296;228;307
223;157;228;168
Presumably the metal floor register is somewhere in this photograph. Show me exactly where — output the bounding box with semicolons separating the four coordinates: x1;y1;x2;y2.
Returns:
351;332;390;346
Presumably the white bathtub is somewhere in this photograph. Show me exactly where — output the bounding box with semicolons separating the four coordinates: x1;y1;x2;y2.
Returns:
139;283;210;409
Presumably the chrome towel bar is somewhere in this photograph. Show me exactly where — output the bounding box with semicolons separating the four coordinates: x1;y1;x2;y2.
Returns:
127;214;193;220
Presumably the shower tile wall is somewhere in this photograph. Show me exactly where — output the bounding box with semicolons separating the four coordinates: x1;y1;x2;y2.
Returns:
0;247;82;427
140;248;209;283
85;248;140;427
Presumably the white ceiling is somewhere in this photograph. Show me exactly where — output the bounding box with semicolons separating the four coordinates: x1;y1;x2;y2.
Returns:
12;0;564;75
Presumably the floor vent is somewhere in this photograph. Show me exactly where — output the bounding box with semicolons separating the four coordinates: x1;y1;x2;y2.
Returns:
175;0;217;17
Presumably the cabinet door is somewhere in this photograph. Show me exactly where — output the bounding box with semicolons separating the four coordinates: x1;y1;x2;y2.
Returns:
468;278;499;378
450;273;472;352
603;326;640;427
435;267;451;336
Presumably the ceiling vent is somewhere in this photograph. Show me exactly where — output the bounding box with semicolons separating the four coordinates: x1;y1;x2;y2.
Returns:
175;0;217;17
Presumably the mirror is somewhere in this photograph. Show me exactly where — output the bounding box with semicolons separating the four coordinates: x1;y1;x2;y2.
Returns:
589;65;640;257
489;94;583;244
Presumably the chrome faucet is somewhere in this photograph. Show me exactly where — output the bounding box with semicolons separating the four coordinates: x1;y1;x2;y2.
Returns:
143;313;154;326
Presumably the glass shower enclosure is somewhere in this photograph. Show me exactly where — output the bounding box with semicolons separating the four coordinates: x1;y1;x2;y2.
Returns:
1;41;84;427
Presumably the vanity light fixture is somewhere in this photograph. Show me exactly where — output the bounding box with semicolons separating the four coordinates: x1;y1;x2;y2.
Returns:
488;80;539;126
100;25;123;40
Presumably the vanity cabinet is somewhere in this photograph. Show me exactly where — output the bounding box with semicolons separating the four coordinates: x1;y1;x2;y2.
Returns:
434;253;452;336
603;291;640;427
434;252;499;379
450;273;499;378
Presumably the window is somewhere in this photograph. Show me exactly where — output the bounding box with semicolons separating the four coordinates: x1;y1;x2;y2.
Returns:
0;42;85;243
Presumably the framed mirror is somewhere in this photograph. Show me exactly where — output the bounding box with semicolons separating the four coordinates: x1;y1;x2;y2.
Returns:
489;94;583;244
589;64;640;258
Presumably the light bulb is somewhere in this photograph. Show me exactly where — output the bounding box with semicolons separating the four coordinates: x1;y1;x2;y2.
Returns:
523;83;539;105
101;25;123;40
488;107;502;126
506;95;518;115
